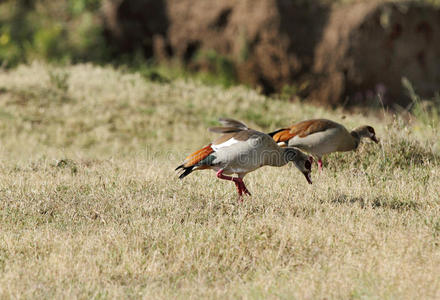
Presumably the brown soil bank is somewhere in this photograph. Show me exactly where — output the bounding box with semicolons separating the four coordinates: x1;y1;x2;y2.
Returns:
103;0;440;106
312;1;440;106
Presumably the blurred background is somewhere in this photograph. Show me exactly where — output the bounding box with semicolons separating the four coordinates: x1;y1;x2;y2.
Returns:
1;0;439;109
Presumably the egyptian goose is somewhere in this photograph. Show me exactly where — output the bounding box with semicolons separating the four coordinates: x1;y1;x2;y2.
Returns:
268;119;379;171
176;118;313;200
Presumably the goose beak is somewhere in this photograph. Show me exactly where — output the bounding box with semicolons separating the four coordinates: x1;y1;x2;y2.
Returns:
302;156;313;184
303;171;312;184
371;135;379;143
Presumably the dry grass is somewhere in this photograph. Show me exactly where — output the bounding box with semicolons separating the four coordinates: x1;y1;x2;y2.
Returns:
0;62;439;299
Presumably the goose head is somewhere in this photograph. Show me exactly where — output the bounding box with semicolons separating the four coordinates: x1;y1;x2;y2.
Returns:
284;147;313;184
353;125;379;143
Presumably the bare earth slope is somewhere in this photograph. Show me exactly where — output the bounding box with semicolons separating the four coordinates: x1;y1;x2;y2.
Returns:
104;0;440;105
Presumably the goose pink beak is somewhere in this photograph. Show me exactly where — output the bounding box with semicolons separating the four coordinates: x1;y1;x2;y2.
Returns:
303;171;312;184
303;156;313;184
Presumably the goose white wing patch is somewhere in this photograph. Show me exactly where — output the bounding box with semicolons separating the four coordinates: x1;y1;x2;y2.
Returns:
211;138;240;151
289;135;304;142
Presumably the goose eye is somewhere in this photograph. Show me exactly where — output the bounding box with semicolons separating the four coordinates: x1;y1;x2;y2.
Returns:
305;160;311;170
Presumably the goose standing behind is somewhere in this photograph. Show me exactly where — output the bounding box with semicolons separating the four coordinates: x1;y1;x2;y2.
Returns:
176;118;313;200
269;119;379;171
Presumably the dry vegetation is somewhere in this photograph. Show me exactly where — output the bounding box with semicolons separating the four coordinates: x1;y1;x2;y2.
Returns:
0;62;439;299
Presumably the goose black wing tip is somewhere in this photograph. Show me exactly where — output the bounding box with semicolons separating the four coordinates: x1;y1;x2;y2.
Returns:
178;166;194;179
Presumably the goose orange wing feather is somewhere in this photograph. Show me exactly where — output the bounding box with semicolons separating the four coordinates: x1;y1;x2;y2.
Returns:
182;144;214;167
272;119;337;142
272;129;296;143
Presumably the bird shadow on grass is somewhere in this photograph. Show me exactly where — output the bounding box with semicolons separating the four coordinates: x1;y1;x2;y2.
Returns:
330;194;420;211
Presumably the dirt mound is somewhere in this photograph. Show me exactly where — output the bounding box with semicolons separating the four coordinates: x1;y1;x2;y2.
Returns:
103;0;329;94
102;0;169;57
312;1;440;106
103;0;440;106
163;0;331;94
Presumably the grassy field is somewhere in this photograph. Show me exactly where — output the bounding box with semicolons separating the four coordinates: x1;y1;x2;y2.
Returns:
0;62;439;299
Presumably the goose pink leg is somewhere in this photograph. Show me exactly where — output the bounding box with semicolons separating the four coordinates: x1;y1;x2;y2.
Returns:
236;178;251;196
233;179;243;199
317;159;323;172
216;169;249;201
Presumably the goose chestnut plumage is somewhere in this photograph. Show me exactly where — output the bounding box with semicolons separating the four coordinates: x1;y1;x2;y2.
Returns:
269;119;379;171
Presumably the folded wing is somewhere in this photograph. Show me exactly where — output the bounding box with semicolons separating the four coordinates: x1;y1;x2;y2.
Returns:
269;119;338;143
